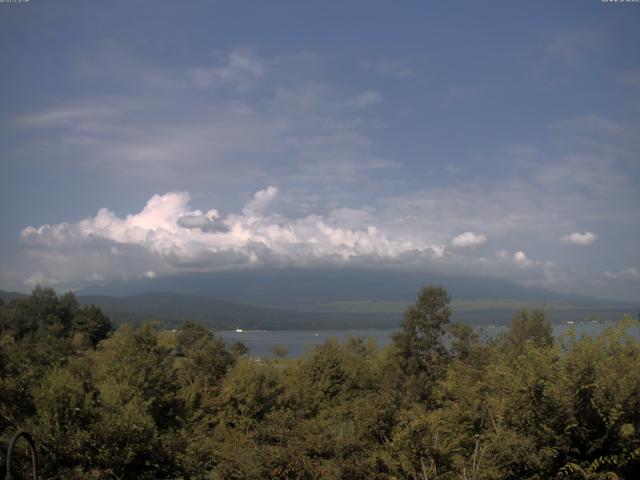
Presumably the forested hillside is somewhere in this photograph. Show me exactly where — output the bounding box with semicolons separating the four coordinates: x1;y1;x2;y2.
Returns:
1;287;639;479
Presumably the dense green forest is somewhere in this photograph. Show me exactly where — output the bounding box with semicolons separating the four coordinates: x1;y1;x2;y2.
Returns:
1;287;639;479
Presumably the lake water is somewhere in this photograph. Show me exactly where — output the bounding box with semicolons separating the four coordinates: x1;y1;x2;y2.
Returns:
219;321;640;358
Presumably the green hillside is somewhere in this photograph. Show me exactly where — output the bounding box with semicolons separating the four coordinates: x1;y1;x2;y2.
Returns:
3;289;636;330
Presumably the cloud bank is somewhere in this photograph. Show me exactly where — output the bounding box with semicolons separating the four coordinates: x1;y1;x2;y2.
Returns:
15;186;579;293
19;187;452;287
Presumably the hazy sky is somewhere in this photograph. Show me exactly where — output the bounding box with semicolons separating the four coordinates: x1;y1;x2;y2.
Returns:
1;0;639;300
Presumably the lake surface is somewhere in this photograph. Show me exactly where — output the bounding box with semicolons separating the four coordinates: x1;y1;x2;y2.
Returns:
219;321;640;358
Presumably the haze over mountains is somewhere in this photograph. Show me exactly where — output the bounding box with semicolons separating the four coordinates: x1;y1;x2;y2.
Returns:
4;269;635;330
76;268;613;303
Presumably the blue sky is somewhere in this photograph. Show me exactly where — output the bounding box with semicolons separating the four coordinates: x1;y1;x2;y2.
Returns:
1;0;639;300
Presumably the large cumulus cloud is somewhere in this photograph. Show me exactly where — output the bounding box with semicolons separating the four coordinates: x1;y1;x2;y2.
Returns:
19;187;451;287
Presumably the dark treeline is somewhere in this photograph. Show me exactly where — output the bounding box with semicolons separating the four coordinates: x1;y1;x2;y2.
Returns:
1;286;639;479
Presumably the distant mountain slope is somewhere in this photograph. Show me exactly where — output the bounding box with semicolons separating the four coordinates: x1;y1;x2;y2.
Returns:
77;292;303;329
4;286;636;330
73;268;639;328
76;291;398;330
77;268;633;307
0;290;28;302
77;291;636;329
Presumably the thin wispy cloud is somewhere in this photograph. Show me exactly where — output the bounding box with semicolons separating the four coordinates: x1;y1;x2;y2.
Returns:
10;48;393;189
16;107;121;127
605;267;640;281
344;90;383;109
545;29;602;63
189;48;266;89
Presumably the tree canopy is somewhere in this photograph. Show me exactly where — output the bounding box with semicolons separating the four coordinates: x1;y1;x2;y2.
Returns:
1;286;639;479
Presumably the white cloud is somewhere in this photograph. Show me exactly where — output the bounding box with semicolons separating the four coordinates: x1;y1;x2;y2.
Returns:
19;187;449;287
17;186;578;293
562;232;597;245
513;251;532;267
497;249;540;269
243;186;279;216
451;232;487;248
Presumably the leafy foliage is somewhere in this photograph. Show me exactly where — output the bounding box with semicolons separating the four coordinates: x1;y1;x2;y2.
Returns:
1;287;639;479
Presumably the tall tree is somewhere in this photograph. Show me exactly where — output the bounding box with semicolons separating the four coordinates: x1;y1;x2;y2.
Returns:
502;309;553;357
392;285;452;403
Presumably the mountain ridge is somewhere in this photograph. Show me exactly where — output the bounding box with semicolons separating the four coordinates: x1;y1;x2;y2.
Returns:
3;267;637;330
75;268;634;306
